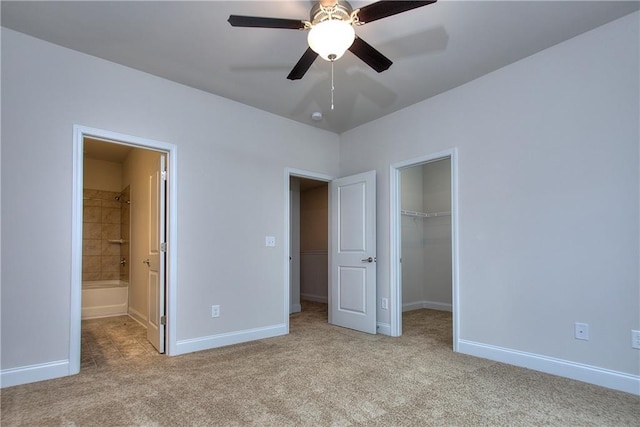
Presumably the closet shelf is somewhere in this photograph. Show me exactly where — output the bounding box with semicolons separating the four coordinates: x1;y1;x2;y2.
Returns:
401;210;450;218
107;239;128;244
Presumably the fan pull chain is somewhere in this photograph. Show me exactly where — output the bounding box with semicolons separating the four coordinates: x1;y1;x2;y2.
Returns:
331;60;335;110
328;53;337;111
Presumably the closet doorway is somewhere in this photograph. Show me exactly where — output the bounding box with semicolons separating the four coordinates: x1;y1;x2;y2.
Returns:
401;158;452;313
390;150;459;348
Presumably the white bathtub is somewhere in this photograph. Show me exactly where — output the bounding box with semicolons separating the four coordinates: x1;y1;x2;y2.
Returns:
82;280;129;319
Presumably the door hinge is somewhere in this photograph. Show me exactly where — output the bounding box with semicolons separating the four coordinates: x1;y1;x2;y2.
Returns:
160;315;167;326
161;170;167;181
160;242;167;252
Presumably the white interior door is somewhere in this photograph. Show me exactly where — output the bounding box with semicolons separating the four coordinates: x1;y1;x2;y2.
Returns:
146;155;166;353
329;170;377;334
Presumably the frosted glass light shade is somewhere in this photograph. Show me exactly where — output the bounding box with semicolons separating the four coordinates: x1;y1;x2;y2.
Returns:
307;20;355;61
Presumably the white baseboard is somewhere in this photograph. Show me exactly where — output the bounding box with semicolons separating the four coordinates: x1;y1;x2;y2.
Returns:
290;303;302;314
301;293;328;303
403;300;452;312
1;359;70;388
458;339;640;396
175;323;287;355
128;307;147;327
377;322;391;336
127;312;147;329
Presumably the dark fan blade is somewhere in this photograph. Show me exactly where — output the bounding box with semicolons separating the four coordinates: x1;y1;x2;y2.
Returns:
228;15;305;30
356;1;436;24
348;37;392;73
287;48;319;80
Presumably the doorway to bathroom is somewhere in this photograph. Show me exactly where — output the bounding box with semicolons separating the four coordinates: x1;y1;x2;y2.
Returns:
71;125;178;373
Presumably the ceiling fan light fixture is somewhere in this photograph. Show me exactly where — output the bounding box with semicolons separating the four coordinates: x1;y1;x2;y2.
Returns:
307;19;355;61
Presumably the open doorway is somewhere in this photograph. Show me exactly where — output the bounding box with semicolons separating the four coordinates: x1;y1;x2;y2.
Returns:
400;159;452;313
71;125;178;374
80;137;167;366
399;158;452;345
390;149;459;348
286;168;378;334
289;176;329;319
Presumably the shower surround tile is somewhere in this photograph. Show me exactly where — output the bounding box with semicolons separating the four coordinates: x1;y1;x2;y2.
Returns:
82;272;101;282
83;239;102;256
101;271;119;281
83;222;101;240
83;189;100;199
83;206;101;223
101;224;120;240
101;240;121;256
98;190;120;201
82;189;127;282
101;200;121;209
83;255;101;273
83;198;101;208
101;255;120;272
102;208;121;224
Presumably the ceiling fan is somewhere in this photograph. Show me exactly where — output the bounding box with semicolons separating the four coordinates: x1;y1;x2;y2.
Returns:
228;1;437;81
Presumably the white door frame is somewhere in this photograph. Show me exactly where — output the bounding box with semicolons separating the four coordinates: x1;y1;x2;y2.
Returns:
389;148;459;350
283;168;332;329
71;125;179;373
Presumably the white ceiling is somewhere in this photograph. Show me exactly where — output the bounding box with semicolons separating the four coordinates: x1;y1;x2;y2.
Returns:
2;1;638;134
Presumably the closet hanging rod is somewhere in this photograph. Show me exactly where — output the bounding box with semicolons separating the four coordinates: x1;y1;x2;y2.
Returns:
401;209;451;218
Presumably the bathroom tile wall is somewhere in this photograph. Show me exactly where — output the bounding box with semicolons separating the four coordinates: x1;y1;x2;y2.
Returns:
82;189;124;282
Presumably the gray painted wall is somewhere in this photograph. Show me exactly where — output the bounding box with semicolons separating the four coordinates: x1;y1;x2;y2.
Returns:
1;28;340;370
340;13;639;376
421;159;452;307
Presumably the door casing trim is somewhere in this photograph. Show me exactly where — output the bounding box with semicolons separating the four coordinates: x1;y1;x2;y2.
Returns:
284;168;332;331
389;148;459;350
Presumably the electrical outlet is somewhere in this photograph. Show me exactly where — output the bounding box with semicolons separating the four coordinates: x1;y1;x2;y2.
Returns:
574;322;589;340
265;236;276;247
381;298;388;310
211;305;220;318
632;330;640;350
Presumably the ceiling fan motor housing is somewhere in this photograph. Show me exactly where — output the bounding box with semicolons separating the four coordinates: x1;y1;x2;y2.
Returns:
310;1;354;25
308;1;356;61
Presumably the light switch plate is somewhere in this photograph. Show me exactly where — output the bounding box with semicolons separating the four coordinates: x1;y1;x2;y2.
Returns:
265;236;276;247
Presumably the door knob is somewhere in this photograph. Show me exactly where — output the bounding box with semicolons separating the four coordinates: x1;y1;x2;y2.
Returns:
361;257;376;263
143;259;150;266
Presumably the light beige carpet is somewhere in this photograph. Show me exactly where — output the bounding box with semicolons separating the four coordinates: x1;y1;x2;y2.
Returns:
1;302;638;426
